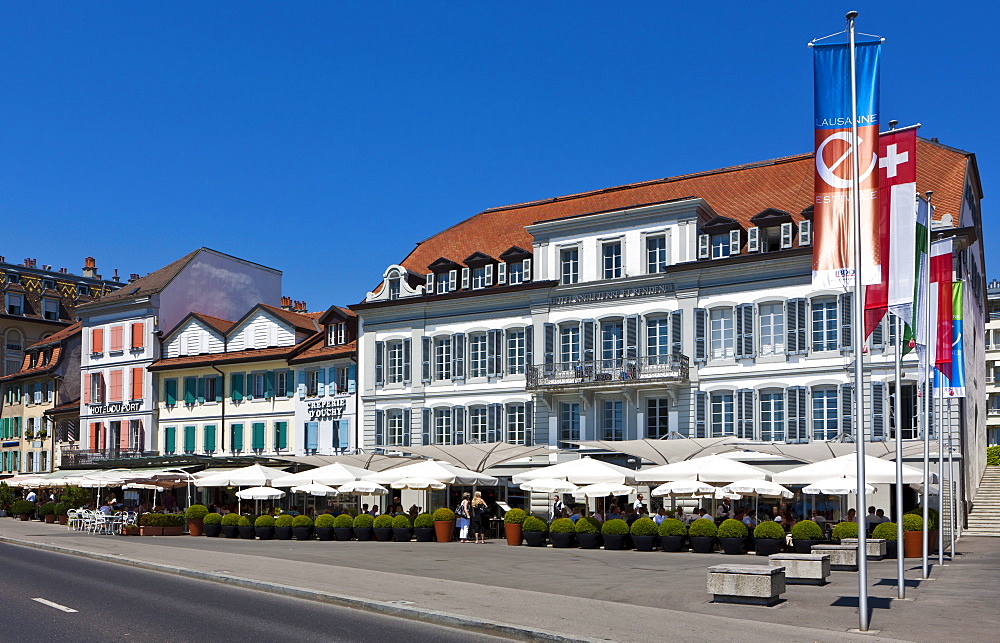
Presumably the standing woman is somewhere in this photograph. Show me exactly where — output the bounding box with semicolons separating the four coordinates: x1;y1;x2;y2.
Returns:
457;492;472;543
471;491;488;544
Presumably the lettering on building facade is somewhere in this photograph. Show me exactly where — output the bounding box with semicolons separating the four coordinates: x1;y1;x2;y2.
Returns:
307;396;348;420
89;402;142;415
551;284;674;307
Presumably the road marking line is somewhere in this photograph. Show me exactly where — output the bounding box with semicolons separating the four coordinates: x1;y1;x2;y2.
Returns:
32;598;78;613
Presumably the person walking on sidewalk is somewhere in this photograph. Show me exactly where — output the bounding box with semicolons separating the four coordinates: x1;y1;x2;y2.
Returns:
471;491;488;543
457;492;472;543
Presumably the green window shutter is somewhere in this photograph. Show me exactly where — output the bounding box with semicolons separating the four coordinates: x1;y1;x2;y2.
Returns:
231;424;244;451
184;426;196;453
197;378;205;404
164;426;176;454
274;421;287;450
15;417;21;437
204;425;216;453
231;373;244;402
215;376;223;402
252;422;265;451
284;370;295;397
183;377;197;405
164;379;177;406
264;371;275;399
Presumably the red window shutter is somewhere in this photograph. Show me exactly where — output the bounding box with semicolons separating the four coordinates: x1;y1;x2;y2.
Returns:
84;376;91;404
120;422;130;449
99;424;107;450
109;370;122;402
131;322;144;349
110;326;123;352
89;422;99;450
130;368;143;400
92;328;104;353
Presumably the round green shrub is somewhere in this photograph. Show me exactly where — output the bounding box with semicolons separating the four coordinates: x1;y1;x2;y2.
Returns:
902;513;923;531
503;508;527;524
575;516;599;534
601;518;629;535
353;513;374;528
986;445;1000;466
333;514;354;528
718;518;748;538
203;512;222;526
162;514;186;527
905;507;938;529
832;521;859;541
292;515;313;528
413;513;433;528
185;504;209;520
753;520;785;540
255;515;276;528
392;514;412;528
138;513;158;526
549;518;576;533
872;521;897;540
373;514;393;528
39;503;57;516
11;500;35;516
522;516;548;532
221;513;241;526
791;519;823;540
630;516;659;536
658;518;687;537
275;514;294;527
314;514;335;528
53;503;68;517
688;518;718;538
238;515;252;527
433;507;456;522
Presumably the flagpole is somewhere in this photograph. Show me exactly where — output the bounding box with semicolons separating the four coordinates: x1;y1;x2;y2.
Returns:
894;314;906;598
948;397;957;556
846;11;870;631
921;191;934;580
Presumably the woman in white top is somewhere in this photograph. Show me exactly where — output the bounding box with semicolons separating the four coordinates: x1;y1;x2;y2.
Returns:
457;492;472;543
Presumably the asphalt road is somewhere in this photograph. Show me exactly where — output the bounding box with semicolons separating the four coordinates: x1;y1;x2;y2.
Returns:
0;543;507;643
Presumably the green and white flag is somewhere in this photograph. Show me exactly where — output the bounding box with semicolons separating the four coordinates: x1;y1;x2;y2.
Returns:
904;196;930;359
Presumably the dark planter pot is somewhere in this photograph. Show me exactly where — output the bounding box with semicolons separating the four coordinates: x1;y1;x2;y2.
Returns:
689;536;716;553
433;521;454;543
354;526;373;541
523;531;547;547
549;532;576;548
414;527;435;542
275;526;293;540
577;533;601;549
293;527;313;541
204;524;222;537
392;528;412;542
315;527;334;541
239;526;256;539
221;525;240;539
793;539;822;554
632;535;657;552
256;526;276;540
602;533;626;550
754;538;784;556
660;535;686;552
373;527;393;542
187;518;204;536
885;539;898;559
719;537;746;555
504;523;522;546
334;527;353;541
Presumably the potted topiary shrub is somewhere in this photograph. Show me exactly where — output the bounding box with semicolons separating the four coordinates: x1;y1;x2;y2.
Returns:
503;508;527;546
718;518;748;555
753;519;785;556
373;514;394;541
309;514;331;541
902;513;924;558
432;508;456;543
333;513;354;541
353;513;375;541
291;514;313;540
275;514;294;540
630;517;659;551
688;518;718;553
221;512;241;538
522;515;548;547
548;518;576;548
185;504;209;536
40;502;57;524
831;521;859;542
54;503;69;526
873;521;898;559
601;518;629;550
255;514;276;540
790;519;823;553
237;515;255;539
138;513;164;536
575;516;602;549
203;512;223;537
413;513;435;542
12;500;35;521
392;513;412;542
163;514;186;536
658;518;688;552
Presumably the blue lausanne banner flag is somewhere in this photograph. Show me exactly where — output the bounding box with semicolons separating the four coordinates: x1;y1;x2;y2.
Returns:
812;41;881;289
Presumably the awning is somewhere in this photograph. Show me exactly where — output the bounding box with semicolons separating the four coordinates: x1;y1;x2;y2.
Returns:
399;442;550;472
566;437;741;465
731;440;941;464
635;454;770;484
272;463;372;488
272;454;418;472
772;454;928;485
511;457;637;485
365;460;499;486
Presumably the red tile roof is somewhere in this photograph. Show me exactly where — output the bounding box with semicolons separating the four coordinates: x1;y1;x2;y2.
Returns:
26;322;81;350
0;345;63;382
190;313;236;335
289;338;357;364
148;345;299;371
258;304;320;333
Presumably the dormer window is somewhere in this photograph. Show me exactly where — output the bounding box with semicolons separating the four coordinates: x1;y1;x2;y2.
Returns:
461;252;495;291
387;276;400;300
508;262;524;285
748;209;795;253
698;216;742;260
711;234;731;259
77;284;89;296
427;258;461;295
498;247;532;286
42;279;55;290
328;322;346;346
5;293;23;316
43;298;59;321
6;273;19;285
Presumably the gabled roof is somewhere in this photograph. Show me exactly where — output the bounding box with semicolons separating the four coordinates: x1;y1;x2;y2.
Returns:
317;304;356;326
288;338;357;365
257;304;320;333
26;322;81;350
76;249;201;308
163;312;236;341
148;345;299;371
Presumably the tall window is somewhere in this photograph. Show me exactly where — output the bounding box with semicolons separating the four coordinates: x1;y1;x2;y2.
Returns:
328;322;346;345
5;293;23;316
811;386;838;441
468;333;488;377
559;402;580;448
434;337;452;380
758;303;785;355
434;408;452;445
506;329;526;374
710;308;735;359
90;373;104;404
469;407;488;442
602;241;622;279
387;410;404;446
559;325;580;363
646;317;669;360
560;248;579;285
646;235;667;273
387;276;401;300
42;299;59;321
387;341;404;383
601;320;623;363
204;377;218;402
306;370;320;397
506;403;526;445
602;400;623;440
508;262;523;285
711;392;734;437
811;299;838;351
646;398;670;438
711;234;730;259
759;390;785;442
471;267;487;289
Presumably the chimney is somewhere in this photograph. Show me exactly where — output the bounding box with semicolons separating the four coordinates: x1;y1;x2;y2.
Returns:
129;273;140;282
59;268;68;274
0;256;5;263
113;268;120;282
300;301;307;313
83;257;97;278
42;264;51;271
281;296;293;311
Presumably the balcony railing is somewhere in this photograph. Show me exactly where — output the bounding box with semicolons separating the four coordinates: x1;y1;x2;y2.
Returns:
526;354;689;389
60;448;159;468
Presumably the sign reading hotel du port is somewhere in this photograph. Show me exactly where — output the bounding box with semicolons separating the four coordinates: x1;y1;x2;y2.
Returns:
89;401;142;415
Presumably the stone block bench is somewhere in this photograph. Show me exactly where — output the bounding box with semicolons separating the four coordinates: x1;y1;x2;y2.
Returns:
707;564;785;607
811;544;857;571
768;553;830;585
840;538;887;560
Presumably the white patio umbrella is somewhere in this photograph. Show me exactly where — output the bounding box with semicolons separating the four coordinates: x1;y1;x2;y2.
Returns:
235;487;286;500
701;489;743;500
195;464;289;488
272;463;372;488
650;479;715;497
635;454;769;484
576;482;634;498
365;460;498;486
511;457;637;485
802;477;875;495
291;483;340;497
723;479;794;499
390;477;447;491
772;453;926;485
337;481;389;496
518;478;579;494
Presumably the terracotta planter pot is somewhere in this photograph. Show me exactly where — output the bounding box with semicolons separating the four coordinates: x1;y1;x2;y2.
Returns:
57;516;69;526
204;524;222;537
163;526;185;536
413;527;435;542
121;525;140;536
434;520;455;542
44;515;56;524
903;530;925;558
140;526;163;536
19;514;30;521
504;523;523;546
187;518;204;536
660;535;686;552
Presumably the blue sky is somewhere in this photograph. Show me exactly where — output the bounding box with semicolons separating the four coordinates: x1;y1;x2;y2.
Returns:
2;3;996;310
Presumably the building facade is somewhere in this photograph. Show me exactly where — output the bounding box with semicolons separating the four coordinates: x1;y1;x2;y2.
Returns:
986;280;1000;446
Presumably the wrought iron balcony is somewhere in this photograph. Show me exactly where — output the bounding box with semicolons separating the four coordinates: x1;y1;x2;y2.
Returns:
526;354;689;390
60;448;159;468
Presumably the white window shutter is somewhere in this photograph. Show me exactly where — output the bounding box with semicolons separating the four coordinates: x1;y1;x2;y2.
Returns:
780;222;793;249
497;262;507;284
485;264;493;286
798;220;812;246
729;229;741;255
698;234;710;259
747;227;760;253
522;258;532;282
448;270;457;291
461;268;470;290
425;273;434;293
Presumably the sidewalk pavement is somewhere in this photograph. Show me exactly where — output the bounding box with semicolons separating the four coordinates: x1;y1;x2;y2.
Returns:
1;518;995;643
